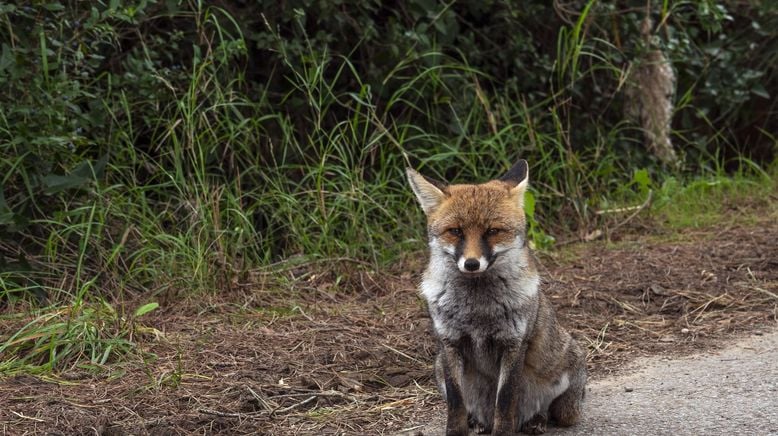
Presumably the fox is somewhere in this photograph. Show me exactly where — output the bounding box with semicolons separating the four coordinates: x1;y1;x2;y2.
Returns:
407;159;586;436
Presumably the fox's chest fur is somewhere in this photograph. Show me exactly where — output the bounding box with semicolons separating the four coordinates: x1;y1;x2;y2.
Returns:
421;255;540;343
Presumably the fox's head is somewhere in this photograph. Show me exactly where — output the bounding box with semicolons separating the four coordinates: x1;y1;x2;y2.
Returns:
407;160;530;276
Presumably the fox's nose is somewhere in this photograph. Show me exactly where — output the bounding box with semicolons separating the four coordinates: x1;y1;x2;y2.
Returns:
464;258;481;272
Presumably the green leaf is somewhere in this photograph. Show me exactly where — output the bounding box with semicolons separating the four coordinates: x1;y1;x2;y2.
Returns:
72;154;108;179
44;3;65;11
524;190;536;218
42;155;108;194
0;210;14;226
42;174;91;194
632;169;651;196
134;302;159;317
0;43;13;72
751;84;770;99
0;189;14;225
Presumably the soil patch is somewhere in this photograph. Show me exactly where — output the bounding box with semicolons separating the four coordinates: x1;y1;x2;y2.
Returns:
1;220;776;435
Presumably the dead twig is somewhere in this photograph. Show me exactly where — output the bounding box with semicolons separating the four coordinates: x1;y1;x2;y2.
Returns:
268;390;355;402
199;408;263;418
274;395;317;414
609;190;654;234
749;286;778;300
381;343;425;365
247;386;276;411
10;411;45;422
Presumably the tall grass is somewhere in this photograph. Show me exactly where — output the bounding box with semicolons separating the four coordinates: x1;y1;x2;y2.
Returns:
1;4;775;374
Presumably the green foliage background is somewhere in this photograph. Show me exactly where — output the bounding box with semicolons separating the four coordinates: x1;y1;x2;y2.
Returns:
0;0;776;310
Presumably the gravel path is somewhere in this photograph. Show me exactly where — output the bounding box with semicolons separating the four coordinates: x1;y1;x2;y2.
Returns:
406;329;778;436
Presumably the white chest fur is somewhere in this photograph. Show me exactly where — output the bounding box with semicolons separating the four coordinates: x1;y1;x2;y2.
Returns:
421;267;539;342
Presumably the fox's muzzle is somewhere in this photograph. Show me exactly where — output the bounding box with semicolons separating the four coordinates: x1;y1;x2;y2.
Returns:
457;255;488;274
453;230;493;274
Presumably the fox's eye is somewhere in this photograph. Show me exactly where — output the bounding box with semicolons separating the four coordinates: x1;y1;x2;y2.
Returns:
447;228;463;237
486;228;501;236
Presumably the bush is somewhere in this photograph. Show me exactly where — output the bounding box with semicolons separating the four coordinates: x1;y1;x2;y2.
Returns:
0;0;775;302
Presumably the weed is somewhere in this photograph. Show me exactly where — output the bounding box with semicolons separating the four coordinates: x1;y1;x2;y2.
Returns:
0;300;158;375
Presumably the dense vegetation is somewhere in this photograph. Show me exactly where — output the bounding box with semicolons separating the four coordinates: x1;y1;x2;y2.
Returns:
0;1;776;372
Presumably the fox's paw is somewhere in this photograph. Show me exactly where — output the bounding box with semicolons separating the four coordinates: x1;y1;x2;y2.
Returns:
467;414;491;434
492;422;519;436
474;424;491;434
445;418;469;436
520;413;548;435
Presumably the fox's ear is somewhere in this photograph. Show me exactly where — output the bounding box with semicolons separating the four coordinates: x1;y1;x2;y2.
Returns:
500;159;529;208
500;159;528;186
406;168;447;215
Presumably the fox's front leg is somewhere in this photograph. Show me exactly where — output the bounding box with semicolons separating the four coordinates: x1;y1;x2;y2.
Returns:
440;342;468;436
492;342;527;436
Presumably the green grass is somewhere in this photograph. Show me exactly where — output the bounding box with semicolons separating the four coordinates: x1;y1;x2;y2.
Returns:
599;159;777;231
657;180;767;229
586;155;776;234
0;300;159;376
652;163;777;229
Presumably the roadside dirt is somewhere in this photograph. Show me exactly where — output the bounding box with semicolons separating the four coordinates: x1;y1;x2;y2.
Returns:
1;216;777;435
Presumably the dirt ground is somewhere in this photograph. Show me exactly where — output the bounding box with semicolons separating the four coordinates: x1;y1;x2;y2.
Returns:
1;215;777;435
